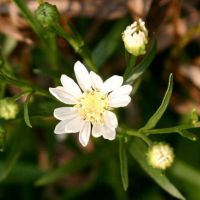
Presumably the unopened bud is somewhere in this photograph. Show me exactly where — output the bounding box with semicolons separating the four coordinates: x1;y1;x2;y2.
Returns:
190;108;198;125
122;19;148;56
0;98;19;120
35;2;59;29
147;143;174;170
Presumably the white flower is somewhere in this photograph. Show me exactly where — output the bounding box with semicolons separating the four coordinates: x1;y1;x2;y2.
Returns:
122;18;148;56
49;61;132;146
147;143;174;170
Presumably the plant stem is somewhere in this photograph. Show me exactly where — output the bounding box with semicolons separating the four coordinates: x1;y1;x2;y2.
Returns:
13;0;46;44
0;71;52;99
53;23;97;72
124;52;136;81
142;122;200;136
122;128;152;146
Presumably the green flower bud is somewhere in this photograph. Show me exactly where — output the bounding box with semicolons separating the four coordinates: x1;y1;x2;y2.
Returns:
0;98;19;120
122;19;148;56
147;142;174;170
190;108;198;125
35;2;59;29
0;126;6;152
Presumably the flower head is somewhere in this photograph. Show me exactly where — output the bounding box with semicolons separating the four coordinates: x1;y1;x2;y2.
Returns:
0;98;19;120
49;61;132;146
147;143;174;170
35;2;59;29
122;19;148;56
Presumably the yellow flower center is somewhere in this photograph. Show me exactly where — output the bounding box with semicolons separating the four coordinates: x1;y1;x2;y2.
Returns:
75;90;109;124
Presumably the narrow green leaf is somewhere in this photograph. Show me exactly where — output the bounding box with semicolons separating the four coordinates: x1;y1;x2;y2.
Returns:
125;38;157;84
0;144;21;181
129;139;185;200
35;150;108;186
177;130;197;141
142;74;173;130
0;126;6;152
92;19;128;68
171;160;200;187
119;138;129;191
0;162;42;184
24;92;33;128
35;157;86;186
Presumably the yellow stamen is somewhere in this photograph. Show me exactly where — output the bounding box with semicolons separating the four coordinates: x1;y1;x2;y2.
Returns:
75;90;109;124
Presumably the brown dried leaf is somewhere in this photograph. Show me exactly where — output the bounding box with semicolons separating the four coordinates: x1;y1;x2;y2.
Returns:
0;16;32;44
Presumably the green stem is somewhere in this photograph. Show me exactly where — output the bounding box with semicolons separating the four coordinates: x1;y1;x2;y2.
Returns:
13;0;60;74
53;23;97;72
13;91;30;101
124;52;137;81
125;129;152;146
142;122;200;136
13;0;46;44
45;33;59;72
0;71;52;99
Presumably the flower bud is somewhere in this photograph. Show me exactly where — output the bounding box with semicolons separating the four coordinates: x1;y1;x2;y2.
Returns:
147;143;174;170
0;98;19;120
35;2;59;29
190;108;198;125
122;19;148;56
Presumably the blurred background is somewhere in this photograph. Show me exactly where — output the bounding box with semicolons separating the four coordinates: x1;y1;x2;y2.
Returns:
0;0;200;199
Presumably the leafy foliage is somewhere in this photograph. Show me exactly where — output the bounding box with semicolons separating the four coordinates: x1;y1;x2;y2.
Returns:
0;1;199;200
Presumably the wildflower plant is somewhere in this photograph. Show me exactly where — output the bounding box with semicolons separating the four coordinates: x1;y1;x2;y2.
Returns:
0;1;200;200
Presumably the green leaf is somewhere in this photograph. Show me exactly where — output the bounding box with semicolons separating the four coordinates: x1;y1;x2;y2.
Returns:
129;139;185;200
125;38;157;84
119;138;129;191
0;162;42;184
142;74;173;130
171;160;200;187
92;19;128;68
0;143;21;181
0;126;6;152
35;150;107;186
24;92;33;128
177;130;197;141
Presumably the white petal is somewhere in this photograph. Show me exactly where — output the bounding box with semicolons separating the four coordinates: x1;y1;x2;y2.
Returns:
102;126;116;140
54;120;68;134
79;121;91;146
74;61;92;91
49;87;77;105
54;107;78;120
92;124;102;138
109;96;131;108
65;117;85;133
104;111;118;129
90;71;103;90
60;74;82;98
109;85;132;99
101;75;123;94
